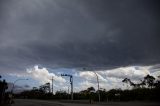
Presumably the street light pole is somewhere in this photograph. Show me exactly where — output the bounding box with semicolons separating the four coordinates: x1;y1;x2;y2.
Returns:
11;78;28;94
82;68;100;102
93;72;100;102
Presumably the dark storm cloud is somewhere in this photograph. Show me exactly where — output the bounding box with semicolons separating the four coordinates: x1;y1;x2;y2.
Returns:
0;0;160;73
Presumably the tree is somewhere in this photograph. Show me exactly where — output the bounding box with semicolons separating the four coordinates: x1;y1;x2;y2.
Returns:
39;83;51;93
87;87;95;93
144;74;155;88
122;78;136;88
0;76;8;104
154;75;160;88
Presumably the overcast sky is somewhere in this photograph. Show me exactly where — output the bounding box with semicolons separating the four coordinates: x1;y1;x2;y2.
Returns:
0;0;160;92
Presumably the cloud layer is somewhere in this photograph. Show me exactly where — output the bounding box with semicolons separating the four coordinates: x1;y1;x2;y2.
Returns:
0;0;160;73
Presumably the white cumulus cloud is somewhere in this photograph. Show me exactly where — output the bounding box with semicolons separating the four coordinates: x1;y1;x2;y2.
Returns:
27;65;66;84
98;66;150;80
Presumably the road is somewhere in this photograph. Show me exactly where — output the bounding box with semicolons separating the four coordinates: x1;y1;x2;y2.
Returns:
12;99;63;106
11;99;160;106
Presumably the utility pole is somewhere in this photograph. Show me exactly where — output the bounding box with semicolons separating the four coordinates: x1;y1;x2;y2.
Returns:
68;86;69;94
51;76;54;94
70;75;73;100
61;74;73;100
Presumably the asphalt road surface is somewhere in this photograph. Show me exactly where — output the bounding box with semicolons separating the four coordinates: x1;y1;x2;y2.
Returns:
12;99;63;106
11;99;160;106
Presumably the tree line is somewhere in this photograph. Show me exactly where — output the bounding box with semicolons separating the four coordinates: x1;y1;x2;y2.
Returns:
14;74;160;102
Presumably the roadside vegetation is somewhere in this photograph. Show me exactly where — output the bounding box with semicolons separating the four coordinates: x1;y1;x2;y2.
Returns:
13;74;160;102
